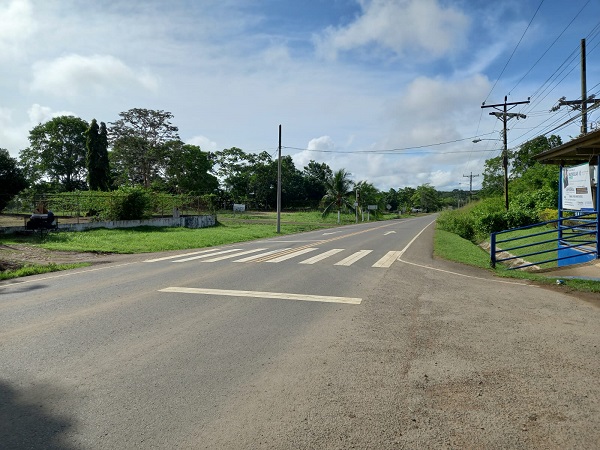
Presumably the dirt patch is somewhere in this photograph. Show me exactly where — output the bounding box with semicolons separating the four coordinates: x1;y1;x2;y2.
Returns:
0;243;116;271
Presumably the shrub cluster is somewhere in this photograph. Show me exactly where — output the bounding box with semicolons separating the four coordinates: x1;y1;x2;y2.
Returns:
437;195;556;242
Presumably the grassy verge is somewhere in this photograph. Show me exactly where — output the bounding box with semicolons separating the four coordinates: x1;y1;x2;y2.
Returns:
217;210;402;224
434;229;491;269
0;263;90;280
494;226;559;269
0;222;330;254
434;226;600;294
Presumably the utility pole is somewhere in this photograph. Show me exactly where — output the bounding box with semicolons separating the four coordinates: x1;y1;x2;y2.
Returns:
481;96;529;210
355;188;360;223
277;124;281;233
462;172;479;202
551;39;600;135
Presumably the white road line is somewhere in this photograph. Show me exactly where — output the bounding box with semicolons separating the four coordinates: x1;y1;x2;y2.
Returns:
384;231;396;235
299;249;344;264
173;248;243;263
234;248;291;262
144;248;223;262
159;287;362;304
202;248;267;262
267;248;319;263
396;219;530;286
268;240;323;243
372;251;403;268
397;219;437;258
334;250;373;266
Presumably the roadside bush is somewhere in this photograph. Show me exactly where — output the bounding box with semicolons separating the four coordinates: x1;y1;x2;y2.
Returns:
538;208;558;223
436;208;475;241
511;187;556;211
105;186;152;221
474;209;508;236
505;207;539;229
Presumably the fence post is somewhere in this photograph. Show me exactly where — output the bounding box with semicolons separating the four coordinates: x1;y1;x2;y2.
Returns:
490;232;496;268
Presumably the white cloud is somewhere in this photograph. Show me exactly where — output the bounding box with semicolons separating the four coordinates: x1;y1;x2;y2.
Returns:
383;74;491;147
0;104;80;157
187;135;218;152
0;0;36;60
292;135;336;171
27;103;76;125
30;54;159;98
308;136;335;151
314;0;469;61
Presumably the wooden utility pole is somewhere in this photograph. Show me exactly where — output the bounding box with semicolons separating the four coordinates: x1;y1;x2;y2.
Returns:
462;172;479;202
481;96;529;210
552;39;600;135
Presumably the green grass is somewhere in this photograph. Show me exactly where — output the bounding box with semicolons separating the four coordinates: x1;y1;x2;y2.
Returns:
495;226;559;268
217;210;401;224
0;263;89;280
434;229;491;269
0;221;336;254
434;226;600;294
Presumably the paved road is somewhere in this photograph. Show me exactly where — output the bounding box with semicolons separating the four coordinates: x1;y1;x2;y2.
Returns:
1;216;598;449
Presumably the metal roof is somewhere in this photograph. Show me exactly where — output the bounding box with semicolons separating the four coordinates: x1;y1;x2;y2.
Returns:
534;129;600;165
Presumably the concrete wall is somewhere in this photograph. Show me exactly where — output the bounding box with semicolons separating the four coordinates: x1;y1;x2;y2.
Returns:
0;215;216;234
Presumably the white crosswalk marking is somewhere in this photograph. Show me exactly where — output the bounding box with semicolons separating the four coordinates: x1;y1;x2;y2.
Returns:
267;247;319;263
234;248;291;262
299;248;344;264
372;251;403;268
334;250;373;266
173;248;243;263
144;248;225;262
202;248;267;262
146;247;402;269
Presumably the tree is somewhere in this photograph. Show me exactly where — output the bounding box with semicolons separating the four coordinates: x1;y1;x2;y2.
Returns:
213;148;276;208
383;188;399;212
85;119;111;191
321;168;355;223
480;155;504;198
303;160;333;208
511;135;562;178
278;156;306;208
397;187;416;212
19;115;89;191
0;149;28;212
110;108;180;188
355;180;381;211
164;143;219;194
411;184;441;212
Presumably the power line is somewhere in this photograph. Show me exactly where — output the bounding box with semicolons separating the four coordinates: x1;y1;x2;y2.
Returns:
508;0;591;96
283;132;502;153
483;0;545;104
281;146;500;156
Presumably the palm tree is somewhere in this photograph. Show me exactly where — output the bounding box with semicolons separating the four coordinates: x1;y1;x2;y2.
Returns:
321;168;355;223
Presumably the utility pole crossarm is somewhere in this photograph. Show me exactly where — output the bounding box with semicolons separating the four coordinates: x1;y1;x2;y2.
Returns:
556;98;600;107
462;172;479;202
553;39;594;135
490;111;526;120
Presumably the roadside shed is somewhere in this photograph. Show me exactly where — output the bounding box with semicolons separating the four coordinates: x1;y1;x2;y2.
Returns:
534;129;600;265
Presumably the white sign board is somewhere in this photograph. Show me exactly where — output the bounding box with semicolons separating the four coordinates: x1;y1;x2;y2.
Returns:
367;205;377;210
562;163;594;211
233;203;246;212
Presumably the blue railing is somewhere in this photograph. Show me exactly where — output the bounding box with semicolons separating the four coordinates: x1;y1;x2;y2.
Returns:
490;211;598;270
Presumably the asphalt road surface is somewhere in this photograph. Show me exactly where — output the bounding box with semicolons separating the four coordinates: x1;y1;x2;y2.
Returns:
1;215;598;449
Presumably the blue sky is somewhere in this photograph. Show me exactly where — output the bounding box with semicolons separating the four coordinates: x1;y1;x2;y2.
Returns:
1;0;599;192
